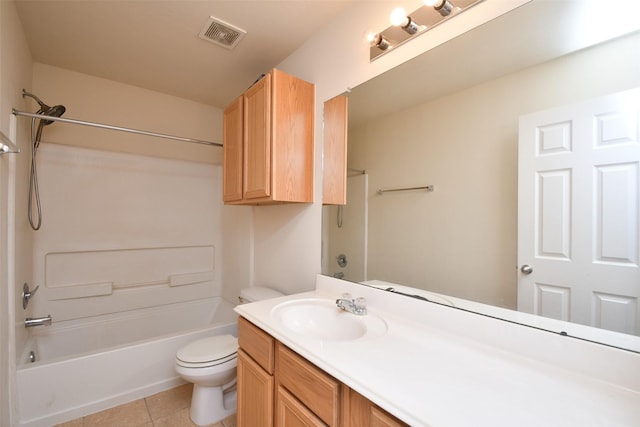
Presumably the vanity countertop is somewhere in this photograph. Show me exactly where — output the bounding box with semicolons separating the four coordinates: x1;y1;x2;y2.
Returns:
234;275;640;427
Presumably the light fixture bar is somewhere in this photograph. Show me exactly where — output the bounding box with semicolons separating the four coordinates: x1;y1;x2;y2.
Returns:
369;0;484;61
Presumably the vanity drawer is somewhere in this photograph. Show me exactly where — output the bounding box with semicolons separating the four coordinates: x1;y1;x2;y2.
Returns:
276;343;340;426
238;316;275;374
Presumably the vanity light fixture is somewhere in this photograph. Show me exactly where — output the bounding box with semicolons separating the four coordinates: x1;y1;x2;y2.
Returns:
424;0;455;16
390;7;421;35
367;32;392;51
368;0;483;61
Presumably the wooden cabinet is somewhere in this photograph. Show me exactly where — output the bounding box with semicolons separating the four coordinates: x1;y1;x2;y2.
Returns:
322;95;348;205
237;317;275;426
223;69;315;205
237;316;408;427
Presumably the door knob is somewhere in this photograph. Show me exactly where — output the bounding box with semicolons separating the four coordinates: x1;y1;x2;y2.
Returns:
520;265;533;275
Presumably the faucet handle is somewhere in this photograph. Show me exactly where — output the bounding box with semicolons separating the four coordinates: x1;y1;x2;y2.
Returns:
354;297;367;314
22;283;39;310
341;292;352;300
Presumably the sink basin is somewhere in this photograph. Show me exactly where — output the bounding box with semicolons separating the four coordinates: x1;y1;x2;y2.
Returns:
271;298;387;341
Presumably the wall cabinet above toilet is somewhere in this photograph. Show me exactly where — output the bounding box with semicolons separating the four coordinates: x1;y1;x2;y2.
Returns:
223;69;315;205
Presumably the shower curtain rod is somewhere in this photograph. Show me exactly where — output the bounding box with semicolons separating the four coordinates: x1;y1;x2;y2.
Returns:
11;109;223;147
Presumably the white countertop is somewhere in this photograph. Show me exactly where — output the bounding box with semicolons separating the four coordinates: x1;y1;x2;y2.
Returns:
235;275;640;427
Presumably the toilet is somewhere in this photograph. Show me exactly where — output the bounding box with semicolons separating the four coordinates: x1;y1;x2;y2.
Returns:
175;287;284;426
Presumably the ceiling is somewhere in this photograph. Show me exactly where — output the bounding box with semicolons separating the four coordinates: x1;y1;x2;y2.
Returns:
15;0;355;109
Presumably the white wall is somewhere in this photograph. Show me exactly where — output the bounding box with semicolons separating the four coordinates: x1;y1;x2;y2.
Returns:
31;63;222;164
347;32;640;308
0;1;35;424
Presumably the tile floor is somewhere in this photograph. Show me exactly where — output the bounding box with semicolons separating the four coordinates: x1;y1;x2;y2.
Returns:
55;384;236;427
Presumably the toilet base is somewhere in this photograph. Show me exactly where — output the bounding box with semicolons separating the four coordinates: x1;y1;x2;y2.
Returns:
190;384;237;426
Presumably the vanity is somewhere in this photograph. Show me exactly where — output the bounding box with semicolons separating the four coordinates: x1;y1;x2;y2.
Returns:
235;275;640;426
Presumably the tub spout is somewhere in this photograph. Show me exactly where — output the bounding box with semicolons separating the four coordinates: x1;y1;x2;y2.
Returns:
25;315;52;328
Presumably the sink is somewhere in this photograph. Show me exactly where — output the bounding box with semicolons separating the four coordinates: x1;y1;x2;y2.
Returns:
271;298;387;341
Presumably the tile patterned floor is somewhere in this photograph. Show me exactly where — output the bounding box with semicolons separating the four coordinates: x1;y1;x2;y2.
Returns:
55;384;236;427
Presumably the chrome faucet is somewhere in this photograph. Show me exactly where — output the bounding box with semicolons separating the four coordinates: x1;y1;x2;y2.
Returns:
25;315;52;328
335;294;367;315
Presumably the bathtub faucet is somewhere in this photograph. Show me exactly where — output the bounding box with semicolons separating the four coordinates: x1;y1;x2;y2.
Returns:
25;315;52;328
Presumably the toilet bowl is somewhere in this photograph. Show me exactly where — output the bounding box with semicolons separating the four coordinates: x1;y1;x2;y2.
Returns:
175;287;284;425
175;335;238;426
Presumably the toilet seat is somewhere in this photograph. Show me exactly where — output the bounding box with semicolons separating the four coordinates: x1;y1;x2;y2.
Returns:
176;335;238;369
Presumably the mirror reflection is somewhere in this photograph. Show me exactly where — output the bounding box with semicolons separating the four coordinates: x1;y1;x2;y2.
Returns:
322;0;640;349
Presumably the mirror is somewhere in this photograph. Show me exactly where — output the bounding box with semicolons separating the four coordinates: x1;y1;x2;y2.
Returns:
322;0;640;351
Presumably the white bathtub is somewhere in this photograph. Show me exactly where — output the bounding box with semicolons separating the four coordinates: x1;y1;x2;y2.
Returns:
16;297;238;427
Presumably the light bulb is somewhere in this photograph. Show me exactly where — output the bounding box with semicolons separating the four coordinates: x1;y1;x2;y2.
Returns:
390;7;420;35
390;7;409;27
426;0;453;16
367;33;391;50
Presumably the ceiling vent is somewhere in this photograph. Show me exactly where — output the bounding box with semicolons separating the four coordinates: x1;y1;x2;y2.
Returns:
199;16;246;50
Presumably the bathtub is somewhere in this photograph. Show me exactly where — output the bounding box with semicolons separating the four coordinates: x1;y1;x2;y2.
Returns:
16;297;238;427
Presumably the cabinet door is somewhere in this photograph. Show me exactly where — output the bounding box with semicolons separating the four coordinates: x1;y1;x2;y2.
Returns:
237;349;274;427
276;386;327;427
370;406;407;427
223;96;244;202
276;343;340;426
322;95;348;205
342;386;408;427
243;73;272;200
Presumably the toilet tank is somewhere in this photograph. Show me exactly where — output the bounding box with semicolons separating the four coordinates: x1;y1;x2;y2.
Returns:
239;287;284;304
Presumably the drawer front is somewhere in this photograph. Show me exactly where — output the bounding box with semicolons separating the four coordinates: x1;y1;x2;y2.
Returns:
238;316;275;374
371;406;409;427
276;386;327;427
276;343;340;426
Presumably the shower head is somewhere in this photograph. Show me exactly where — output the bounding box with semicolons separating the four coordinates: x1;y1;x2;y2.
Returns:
22;89;65;125
41;104;66;125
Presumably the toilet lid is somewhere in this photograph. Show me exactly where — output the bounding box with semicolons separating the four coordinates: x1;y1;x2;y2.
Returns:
176;335;237;366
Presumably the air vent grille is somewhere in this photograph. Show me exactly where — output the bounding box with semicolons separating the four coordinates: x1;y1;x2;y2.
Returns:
199;17;246;49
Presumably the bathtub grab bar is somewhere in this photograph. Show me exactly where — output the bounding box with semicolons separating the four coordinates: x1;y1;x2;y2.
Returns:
25;315;52;327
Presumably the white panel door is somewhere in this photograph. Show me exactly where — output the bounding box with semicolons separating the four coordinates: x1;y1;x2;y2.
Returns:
518;88;640;335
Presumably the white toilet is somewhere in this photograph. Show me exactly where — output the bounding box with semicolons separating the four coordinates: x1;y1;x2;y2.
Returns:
175;287;284;426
